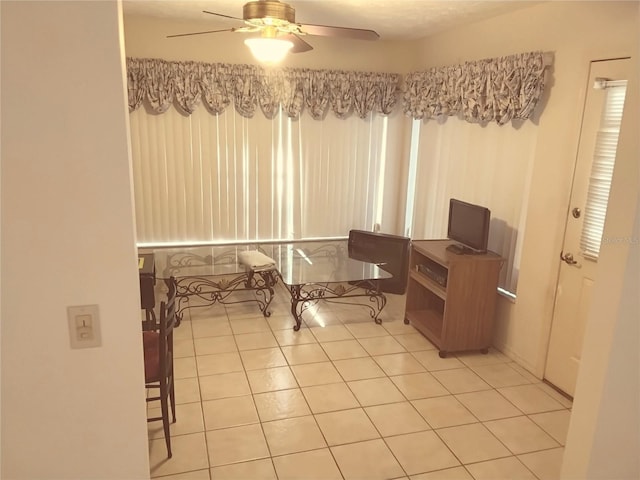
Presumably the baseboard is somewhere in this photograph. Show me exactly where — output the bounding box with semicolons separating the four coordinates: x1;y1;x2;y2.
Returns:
492;341;543;380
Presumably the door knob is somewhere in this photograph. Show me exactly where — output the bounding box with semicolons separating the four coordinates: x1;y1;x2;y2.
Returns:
560;251;580;267
572;207;581;218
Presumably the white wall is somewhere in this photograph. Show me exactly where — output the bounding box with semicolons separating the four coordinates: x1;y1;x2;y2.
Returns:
123;14;418;237
124;14;420;73
412;3;639;477
1;1;150;478
562;20;639;478
412;1;638;376
124;2;638;371
120;5;640;477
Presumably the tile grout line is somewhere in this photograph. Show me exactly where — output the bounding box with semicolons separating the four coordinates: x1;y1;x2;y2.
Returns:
193;299;214;480
149;291;570;479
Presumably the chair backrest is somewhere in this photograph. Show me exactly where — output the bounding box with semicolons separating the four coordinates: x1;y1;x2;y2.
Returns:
158;278;177;380
348;230;411;294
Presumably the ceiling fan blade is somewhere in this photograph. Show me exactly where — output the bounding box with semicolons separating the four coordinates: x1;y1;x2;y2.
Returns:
202;10;244;22
167;28;234;39
234;26;262;33
282;34;313;53
298;23;379;41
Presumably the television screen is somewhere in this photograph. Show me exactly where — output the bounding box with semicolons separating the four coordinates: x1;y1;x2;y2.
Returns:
447;199;490;253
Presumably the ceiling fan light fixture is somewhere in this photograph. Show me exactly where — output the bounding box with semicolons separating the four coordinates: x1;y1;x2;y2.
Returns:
244;37;293;64
243;1;295;24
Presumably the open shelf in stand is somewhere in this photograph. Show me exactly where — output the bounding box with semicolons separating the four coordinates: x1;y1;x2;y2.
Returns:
405;308;443;347
405;239;503;356
409;270;447;300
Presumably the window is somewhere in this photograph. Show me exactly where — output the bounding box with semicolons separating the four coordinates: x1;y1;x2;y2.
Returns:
404;116;538;294
579;81;628;259
129;106;401;246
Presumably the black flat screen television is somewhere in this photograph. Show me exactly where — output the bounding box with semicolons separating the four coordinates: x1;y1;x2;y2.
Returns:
447;198;491;254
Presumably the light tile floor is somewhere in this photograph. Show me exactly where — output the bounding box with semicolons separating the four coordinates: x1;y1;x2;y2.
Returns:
147;283;572;480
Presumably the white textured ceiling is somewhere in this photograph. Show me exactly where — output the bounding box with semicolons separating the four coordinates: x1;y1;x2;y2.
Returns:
123;0;541;40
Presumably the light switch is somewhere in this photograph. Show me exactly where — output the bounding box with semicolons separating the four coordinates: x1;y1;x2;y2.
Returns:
68;305;101;349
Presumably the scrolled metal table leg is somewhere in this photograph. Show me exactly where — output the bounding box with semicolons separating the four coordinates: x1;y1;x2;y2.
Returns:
255;270;276;318
289;285;303;331
372;292;387;324
291;303;303;331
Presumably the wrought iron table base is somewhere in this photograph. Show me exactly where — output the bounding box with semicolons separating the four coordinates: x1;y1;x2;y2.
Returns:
284;280;387;331
174;269;277;325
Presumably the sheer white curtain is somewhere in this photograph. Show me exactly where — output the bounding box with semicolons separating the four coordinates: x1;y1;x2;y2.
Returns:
406;116;538;293
129;106;400;245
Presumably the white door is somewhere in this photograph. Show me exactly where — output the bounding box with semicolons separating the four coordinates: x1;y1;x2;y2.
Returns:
544;58;630;397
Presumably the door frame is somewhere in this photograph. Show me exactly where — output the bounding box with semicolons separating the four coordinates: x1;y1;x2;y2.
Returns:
542;57;632;395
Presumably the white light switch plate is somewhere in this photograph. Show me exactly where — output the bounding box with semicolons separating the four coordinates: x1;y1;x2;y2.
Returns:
67;304;102;349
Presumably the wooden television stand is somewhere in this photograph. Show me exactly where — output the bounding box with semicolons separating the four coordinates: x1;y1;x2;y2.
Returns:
404;239;503;357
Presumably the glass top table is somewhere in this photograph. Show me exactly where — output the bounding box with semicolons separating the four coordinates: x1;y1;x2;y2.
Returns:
149;240;392;330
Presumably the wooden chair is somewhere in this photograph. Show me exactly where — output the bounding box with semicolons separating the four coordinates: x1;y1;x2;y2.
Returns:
143;278;177;458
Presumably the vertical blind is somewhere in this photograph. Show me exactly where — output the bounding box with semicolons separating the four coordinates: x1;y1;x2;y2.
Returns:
405;116;538;294
130;100;537;292
129;106;401;245
579;81;628;258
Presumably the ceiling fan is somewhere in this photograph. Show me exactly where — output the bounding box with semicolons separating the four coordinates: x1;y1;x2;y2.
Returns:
167;0;379;63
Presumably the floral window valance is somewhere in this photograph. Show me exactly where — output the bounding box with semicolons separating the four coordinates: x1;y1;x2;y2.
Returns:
127;57;401;120
403;51;551;125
